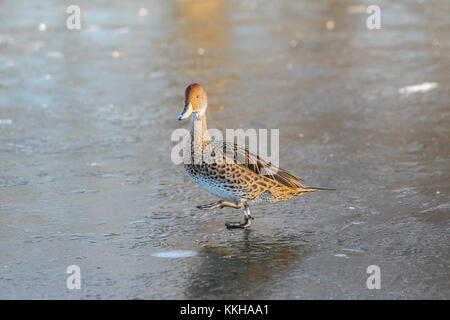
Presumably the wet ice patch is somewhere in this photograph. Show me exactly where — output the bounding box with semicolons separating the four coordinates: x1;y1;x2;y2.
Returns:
152;250;196;258
334;253;349;258
398;82;437;96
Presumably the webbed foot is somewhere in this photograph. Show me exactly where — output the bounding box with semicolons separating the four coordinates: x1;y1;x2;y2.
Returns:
225;215;253;229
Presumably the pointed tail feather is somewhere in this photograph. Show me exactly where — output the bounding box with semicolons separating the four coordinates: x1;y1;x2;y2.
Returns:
307;186;336;191
295;186;335;195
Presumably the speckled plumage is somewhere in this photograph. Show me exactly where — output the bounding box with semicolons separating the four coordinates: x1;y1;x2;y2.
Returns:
178;83;326;229
183;139;314;204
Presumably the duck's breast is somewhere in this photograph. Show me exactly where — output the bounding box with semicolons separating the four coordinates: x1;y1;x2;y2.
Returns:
184;164;245;202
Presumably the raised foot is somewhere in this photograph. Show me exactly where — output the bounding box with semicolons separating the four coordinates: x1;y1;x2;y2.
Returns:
196;201;222;210
197;200;244;210
225;217;252;229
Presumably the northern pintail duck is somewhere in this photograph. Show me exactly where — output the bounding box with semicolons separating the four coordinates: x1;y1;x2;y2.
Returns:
177;83;330;229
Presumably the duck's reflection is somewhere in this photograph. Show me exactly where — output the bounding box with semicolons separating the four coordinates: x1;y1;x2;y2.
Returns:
185;231;306;299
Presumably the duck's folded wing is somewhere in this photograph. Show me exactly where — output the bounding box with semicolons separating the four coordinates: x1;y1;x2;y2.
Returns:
208;140;305;189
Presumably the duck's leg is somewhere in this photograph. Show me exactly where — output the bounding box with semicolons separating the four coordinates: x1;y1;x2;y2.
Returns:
225;203;253;229
197;200;243;210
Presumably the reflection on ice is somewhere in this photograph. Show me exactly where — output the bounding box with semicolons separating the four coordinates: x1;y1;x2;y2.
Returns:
152;250;197;258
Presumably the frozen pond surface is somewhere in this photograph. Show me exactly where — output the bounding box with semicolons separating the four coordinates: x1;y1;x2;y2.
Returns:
0;0;449;299
152;250;197;258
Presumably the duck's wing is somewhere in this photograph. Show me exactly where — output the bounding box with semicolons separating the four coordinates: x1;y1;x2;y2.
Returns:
207;140;305;189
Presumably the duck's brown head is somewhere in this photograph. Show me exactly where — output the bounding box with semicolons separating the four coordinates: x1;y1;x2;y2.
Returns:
177;83;207;120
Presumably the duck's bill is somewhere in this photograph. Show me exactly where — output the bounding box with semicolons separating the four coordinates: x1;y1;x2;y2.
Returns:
177;103;193;120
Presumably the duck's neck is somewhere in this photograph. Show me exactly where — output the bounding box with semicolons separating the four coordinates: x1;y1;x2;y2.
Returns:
190;112;209;149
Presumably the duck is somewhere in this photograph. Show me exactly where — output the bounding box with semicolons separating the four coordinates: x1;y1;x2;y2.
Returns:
177;83;330;229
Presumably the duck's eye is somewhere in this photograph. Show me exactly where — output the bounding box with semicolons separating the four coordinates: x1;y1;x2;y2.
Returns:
196;95;199;99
